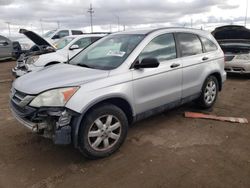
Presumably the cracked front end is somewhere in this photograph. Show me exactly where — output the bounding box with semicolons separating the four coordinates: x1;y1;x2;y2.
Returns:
9;88;79;145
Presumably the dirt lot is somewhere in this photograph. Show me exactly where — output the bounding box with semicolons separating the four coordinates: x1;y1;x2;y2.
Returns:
0;61;250;188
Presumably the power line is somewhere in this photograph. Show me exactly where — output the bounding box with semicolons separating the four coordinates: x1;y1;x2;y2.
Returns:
87;3;94;33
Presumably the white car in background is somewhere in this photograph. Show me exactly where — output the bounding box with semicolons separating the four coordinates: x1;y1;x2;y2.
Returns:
43;29;83;43
13;34;106;77
18;29;84;50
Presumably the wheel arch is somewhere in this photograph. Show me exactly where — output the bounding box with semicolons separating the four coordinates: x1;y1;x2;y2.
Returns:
71;96;134;148
209;72;222;91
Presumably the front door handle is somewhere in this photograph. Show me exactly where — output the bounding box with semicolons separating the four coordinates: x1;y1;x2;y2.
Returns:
202;57;209;61
170;63;180;68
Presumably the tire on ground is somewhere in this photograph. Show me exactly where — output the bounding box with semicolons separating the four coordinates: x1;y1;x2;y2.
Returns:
197;75;219;109
78;104;128;159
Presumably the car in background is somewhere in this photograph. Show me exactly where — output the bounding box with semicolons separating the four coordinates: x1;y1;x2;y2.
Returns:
212;25;250;74
18;29;83;51
10;27;226;159
43;29;83;43
12;34;106;77
0;35;22;61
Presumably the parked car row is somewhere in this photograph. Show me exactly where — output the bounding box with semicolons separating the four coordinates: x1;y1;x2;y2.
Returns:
9;27;226;159
12;29;106;77
212;25;250;74
19;29;84;51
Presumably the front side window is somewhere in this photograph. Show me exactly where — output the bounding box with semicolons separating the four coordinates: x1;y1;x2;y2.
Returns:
177;33;203;57
43;30;56;38
200;37;217;52
54;37;75;50
139;33;176;62
57;30;69;38
70;34;145;70
73;37;92;49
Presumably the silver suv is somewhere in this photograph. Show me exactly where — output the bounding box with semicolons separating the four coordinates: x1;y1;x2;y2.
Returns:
10;28;226;158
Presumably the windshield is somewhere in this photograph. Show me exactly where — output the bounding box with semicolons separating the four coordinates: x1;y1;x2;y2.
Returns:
43;30;56;38
54;37;75;50
69;34;145;70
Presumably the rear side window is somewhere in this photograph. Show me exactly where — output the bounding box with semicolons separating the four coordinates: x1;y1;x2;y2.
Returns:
200;37;217;52
139;33;176;62
72;30;83;35
176;33;203;57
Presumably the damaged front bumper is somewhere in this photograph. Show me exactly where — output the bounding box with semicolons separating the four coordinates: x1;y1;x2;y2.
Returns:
12;66;28;77
10;100;79;145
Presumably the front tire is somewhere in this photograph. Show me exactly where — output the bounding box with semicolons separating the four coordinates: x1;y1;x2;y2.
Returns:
79;104;128;159
197;75;219;109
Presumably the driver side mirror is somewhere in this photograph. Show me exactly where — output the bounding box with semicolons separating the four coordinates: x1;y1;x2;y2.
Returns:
69;44;80;50
134;58;160;69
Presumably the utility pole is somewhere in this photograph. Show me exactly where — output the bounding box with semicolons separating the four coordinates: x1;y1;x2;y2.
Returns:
109;24;112;32
40;19;44;35
116;15;120;31
190;18;193;28
5;22;11;37
245;0;248;26
87;3;94;33
57;21;60;29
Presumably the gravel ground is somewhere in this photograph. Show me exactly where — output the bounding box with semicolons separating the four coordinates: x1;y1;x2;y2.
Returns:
0;61;250;188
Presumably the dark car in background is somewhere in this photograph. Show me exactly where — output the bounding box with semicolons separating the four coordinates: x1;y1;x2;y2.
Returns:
212;25;250;74
0;35;21;61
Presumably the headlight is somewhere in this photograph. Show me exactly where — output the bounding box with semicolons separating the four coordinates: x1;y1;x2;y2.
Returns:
30;87;79;107
26;56;40;65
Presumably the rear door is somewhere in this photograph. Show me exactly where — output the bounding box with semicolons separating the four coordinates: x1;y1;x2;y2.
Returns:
0;36;12;59
132;33;182;114
175;33;206;99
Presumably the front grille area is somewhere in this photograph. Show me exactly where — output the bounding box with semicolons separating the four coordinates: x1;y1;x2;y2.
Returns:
11;89;35;107
10;100;36;118
225;55;235;62
10;88;36;117
232;67;245;72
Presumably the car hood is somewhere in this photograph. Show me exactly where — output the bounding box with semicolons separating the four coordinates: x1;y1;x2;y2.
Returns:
19;29;55;49
13;63;109;94
212;25;250;41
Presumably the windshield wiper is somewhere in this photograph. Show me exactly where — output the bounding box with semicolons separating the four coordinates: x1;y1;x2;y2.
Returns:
76;63;93;69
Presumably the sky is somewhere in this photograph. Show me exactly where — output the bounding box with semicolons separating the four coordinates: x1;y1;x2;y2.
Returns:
0;0;249;38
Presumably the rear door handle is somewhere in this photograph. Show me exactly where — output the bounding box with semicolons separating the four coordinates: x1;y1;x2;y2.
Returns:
170;63;180;68
202;57;209;61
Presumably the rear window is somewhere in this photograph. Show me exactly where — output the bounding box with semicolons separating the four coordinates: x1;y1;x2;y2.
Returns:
200;37;217;52
176;33;203;57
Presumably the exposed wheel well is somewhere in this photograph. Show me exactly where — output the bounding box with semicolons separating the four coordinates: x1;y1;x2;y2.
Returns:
209;72;222;91
84;98;134;125
45;61;61;67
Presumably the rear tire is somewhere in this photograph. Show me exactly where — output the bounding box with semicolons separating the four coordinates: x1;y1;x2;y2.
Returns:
78;104;128;159
197;75;219;109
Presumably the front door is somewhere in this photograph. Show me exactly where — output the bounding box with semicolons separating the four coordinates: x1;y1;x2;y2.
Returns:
132;33;182;114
